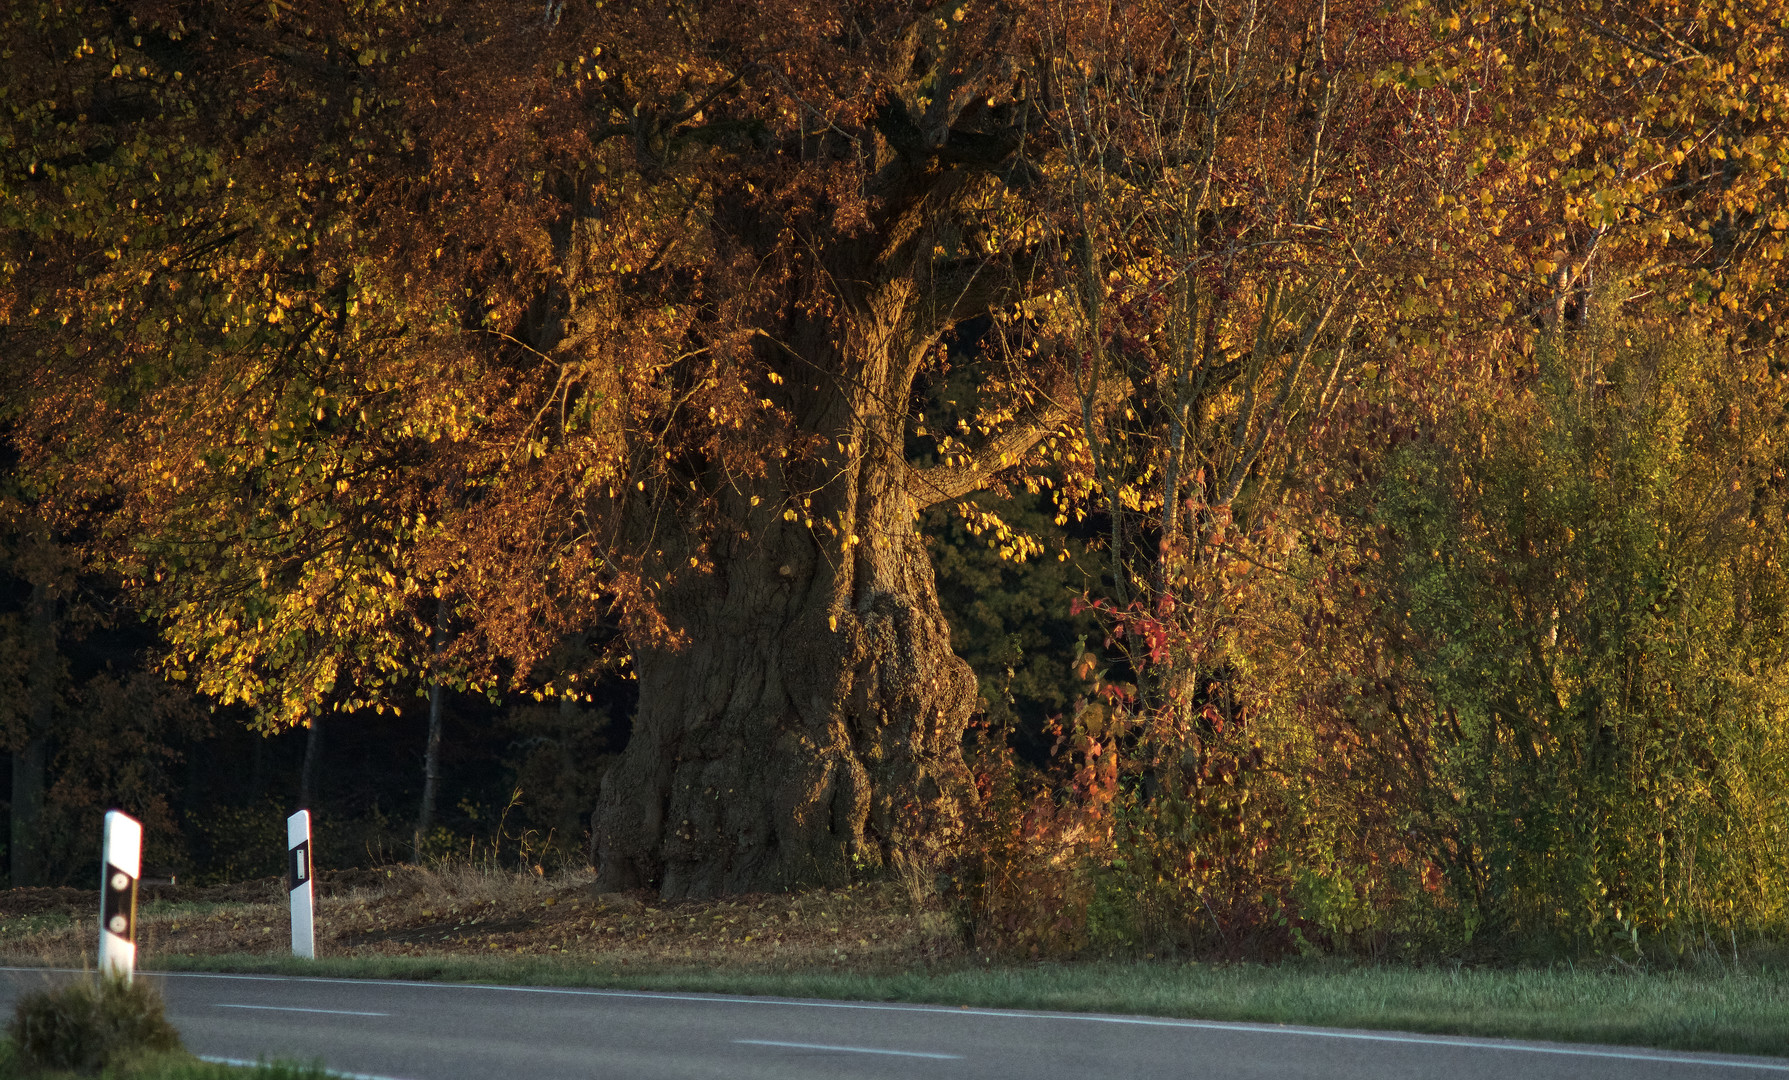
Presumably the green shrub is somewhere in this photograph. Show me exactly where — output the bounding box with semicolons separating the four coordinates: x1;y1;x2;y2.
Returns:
1371;324;1789;954
8;976;184;1074
959;320;1789;964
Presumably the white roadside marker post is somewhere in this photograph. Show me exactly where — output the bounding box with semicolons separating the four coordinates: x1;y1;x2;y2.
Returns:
99;810;142;982
288;809;315;959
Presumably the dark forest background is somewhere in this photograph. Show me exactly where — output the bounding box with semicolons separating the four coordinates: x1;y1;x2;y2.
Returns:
0;474;1097;886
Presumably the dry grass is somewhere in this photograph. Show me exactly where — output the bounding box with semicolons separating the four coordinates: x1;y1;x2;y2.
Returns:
0;867;962;972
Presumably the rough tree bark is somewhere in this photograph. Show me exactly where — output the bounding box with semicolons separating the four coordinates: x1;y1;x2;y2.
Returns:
592;300;1001;895
587;237;1074;897
595;512;976;895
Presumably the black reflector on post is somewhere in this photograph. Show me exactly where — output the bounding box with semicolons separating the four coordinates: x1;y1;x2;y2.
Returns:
288;810;315;959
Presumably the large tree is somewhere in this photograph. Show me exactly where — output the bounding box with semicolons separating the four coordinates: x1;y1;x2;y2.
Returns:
12;0;1778;903
3;0;1119;895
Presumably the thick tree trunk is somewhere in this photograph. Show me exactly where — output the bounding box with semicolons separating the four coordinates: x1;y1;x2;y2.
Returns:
594;512;976;896
593;312;978;897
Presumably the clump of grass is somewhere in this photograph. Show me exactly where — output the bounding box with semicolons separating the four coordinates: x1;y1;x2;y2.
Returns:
8;976;183;1075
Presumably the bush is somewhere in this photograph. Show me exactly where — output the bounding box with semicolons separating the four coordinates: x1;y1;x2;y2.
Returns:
8;976;184;1074
953;321;1789;965
1369;324;1789;954
944;728;1095;957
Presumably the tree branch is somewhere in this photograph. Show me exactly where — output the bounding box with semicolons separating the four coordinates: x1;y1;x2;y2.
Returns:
921;242;1054;333
905;359;1119;508
904;397;1069;507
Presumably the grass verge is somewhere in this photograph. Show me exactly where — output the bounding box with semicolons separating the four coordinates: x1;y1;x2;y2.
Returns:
9;871;1785;1062
115;951;1789;1061
0;1040;334;1079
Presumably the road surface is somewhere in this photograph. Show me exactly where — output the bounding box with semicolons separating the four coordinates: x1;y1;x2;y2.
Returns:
2;967;1784;1079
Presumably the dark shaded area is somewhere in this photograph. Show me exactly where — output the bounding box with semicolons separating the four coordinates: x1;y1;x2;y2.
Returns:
0;529;637;884
0;315;1059;888
910;325;1107;766
0;476;1071;886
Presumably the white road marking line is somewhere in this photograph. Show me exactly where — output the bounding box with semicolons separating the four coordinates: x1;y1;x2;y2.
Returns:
8;966;1786;1072
735;1037;963;1060
214;1003;389;1016
199;1054;412;1080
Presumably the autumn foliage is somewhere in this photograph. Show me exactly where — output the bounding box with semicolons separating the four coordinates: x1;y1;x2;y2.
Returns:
5;0;1789;950
932;0;1789;958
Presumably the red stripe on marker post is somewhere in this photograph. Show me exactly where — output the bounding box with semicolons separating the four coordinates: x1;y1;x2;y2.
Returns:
99;810;142;981
288;810;315;959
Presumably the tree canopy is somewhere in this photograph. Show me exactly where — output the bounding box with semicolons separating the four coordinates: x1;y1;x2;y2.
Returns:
6;0;1789;908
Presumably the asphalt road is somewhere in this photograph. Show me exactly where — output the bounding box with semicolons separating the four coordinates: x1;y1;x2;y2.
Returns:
3;967;1786;1080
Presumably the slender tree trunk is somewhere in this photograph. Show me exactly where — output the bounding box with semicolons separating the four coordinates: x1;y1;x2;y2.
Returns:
10;576;56;887
413;602;447;863
298;715;323;810
592;318;978;898
248;729;268;803
9;744;49;888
